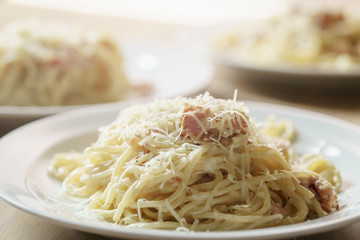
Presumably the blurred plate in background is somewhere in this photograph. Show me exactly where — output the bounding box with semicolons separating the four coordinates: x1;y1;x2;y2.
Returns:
0;40;213;132
179;21;360;87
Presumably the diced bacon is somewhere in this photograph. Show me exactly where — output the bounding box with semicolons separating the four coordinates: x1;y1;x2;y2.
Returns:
182;106;210;139
299;176;339;213
313;177;339;213
171;176;182;182
181;104;249;141
147;128;165;135
270;203;286;217
247;139;253;145
46;58;60;66
313;12;344;30
230;114;248;135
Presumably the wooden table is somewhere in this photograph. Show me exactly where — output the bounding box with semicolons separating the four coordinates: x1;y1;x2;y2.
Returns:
1;2;360;240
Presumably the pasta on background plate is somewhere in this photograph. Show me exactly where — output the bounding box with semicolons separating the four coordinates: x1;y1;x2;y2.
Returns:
0;18;130;106
49;92;342;231
214;10;360;72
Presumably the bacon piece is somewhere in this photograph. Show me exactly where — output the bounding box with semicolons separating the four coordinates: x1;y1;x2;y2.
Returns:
181;105;210;139
229;113;248;135
300;176;339;213
46;58;60;67
313;12;344;30
171;176;182;182
181;104;249;141
270;203;286;217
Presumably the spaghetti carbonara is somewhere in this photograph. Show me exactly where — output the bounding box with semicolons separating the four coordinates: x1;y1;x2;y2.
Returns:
214;10;360;72
49;92;342;231
0;18;130;106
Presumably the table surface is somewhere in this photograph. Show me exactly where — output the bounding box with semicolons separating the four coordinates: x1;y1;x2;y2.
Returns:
1;2;360;240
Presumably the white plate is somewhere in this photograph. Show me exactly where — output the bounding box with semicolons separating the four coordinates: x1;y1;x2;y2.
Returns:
0;40;213;131
1;101;360;240
180;23;360;87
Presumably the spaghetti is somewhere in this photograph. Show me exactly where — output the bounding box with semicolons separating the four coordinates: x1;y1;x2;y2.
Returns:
49;93;342;231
